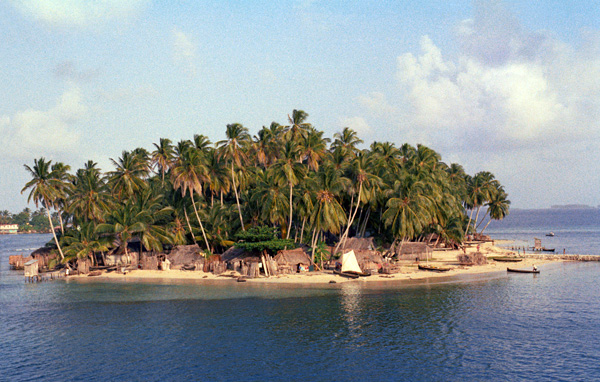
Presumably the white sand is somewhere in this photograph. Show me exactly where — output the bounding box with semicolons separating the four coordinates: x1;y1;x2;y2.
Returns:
72;241;557;285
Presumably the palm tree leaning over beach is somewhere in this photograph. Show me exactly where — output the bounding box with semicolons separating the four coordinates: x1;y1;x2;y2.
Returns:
22;157;66;260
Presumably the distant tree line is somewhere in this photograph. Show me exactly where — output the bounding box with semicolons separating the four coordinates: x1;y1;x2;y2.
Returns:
0;208;59;233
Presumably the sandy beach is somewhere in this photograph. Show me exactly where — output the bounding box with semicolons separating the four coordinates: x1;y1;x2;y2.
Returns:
71;241;558;285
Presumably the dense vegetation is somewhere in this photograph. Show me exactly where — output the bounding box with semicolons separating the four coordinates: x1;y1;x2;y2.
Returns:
20;110;510;265
0;208;59;233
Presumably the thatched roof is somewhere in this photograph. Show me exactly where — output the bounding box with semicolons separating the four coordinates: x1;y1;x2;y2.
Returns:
167;244;202;266
352;249;384;264
397;242;432;255
338;237;375;251
274;248;311;265
220;246;261;263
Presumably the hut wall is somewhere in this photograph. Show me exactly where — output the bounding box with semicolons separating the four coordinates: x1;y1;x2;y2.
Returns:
77;258;91;274
24;261;39;277
140;254;159;270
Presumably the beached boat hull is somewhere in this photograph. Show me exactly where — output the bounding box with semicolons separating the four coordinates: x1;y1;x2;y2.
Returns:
492;257;523;263
507;267;540;274
418;264;451;272
333;270;360;279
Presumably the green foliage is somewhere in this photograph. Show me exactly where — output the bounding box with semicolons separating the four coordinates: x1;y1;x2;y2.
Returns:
234;226;294;254
312;241;330;264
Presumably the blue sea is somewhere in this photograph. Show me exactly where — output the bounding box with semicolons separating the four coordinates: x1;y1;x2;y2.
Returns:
2;209;600;381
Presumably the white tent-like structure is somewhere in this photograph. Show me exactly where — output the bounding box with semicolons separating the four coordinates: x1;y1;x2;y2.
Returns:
341;250;363;273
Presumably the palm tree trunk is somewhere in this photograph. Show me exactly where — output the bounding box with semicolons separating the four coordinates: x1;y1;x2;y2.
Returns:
286;182;293;240
465;208;474;236
473;206;482;235
310;227;318;263
299;216;306;244
231;163;245;231
359;208;370;237
191;192;212;253
334;182;362;256
45;206;64;260
183;207;197;243
480;219;493;235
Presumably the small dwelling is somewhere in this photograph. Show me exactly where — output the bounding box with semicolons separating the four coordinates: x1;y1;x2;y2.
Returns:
274;248;312;274
396;242;432;261
24;259;39;278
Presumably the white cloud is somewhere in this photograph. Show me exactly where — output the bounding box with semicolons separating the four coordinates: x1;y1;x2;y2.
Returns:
172;28;198;75
339;116;372;137
364;12;600;155
10;0;147;27
0;87;86;158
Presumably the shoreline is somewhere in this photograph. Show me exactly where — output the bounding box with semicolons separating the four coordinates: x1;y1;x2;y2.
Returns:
68;241;562;286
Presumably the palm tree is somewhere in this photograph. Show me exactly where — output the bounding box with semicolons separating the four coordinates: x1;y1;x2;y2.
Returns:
151;138;175;182
335;152;381;254
299;128;329;172
307;165;349;262
284;109;311;142
61;222;110;266
254;122;284;168
107;150;148;200
465;171;500;236
96;202;148;258
382;176;434;244
204;148;230;207
171;143;212;252
69;161;111;224
50;162;72;234
251;169;289;231
480;186;510;234
217;123;251;231
21;158;66;259
331;127;363;158
271;140;306;239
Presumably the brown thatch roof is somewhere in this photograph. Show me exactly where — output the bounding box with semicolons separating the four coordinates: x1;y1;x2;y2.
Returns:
397;242;432;255
352;249;384;264
274;248;311;265
220;246;261;263
338;237;375;251
167;244;202;265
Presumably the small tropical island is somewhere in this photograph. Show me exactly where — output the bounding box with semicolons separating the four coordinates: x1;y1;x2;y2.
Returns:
12;110;544;283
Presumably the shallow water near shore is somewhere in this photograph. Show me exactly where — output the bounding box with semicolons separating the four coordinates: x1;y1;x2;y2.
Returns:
3;234;600;381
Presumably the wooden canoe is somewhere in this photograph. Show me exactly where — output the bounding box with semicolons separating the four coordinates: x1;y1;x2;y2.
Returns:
507;267;540;274
492;257;523;262
418;264;451;272
333;270;360;279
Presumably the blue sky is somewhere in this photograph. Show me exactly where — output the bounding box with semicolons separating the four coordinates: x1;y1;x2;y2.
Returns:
1;0;599;212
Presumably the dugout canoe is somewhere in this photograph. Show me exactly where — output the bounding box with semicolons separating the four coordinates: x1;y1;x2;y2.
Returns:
507;267;540;274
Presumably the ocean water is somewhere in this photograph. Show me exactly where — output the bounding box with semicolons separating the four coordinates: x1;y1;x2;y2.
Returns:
2;216;600;381
485;208;600;255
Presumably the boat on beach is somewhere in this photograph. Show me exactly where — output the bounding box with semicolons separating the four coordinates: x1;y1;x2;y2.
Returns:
491;257;523;262
418;264;451;272
507;267;540;274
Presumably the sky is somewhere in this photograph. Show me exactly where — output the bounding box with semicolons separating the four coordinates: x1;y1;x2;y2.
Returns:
1;0;599;212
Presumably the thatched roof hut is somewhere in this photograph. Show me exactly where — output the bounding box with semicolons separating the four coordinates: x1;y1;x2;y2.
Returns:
274;248;311;273
166;244;203;267
337;237;375;251
395;242;432;261
221;246;259;263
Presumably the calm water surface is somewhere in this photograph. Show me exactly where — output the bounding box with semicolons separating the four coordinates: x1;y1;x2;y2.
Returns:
2;229;600;381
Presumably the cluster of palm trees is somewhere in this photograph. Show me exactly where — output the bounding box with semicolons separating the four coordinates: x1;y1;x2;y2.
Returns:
21;110;510;266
